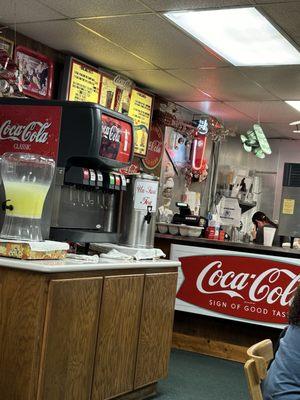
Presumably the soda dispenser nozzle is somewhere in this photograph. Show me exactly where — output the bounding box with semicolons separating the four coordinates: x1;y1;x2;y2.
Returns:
2;199;13;212
144;206;153;224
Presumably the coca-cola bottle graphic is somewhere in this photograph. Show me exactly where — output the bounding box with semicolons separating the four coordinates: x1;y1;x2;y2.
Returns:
100;116;121;160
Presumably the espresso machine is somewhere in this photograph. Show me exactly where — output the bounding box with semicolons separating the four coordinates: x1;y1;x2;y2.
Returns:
0;98;134;243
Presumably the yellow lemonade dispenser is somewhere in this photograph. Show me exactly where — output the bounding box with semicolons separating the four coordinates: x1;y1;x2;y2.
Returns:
0;153;55;241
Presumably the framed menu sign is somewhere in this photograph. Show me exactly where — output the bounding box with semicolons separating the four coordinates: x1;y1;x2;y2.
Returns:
128;88;153;157
66;58;101;103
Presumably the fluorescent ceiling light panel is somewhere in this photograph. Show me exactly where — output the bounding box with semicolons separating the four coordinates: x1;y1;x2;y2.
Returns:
289;121;300;126
164;8;300;66
286;101;300;112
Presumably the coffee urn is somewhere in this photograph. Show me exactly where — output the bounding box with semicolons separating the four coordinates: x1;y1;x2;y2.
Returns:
119;174;159;248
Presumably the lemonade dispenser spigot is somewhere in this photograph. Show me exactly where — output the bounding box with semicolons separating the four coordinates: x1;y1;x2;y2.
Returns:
0;153;55;242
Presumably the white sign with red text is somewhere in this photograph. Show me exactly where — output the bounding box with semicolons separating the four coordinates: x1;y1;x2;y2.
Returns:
134;179;159;212
169;244;300;328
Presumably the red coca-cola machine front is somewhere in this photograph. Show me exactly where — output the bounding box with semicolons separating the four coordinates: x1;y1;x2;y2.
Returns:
0;98;134;243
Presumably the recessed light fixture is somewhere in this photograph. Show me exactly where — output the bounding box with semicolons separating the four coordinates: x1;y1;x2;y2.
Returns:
286;101;300;112
289;121;300;126
293;130;300;133
164;7;300;66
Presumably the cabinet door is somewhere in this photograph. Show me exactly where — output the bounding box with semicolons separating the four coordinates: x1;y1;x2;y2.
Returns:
0;269;47;400
38;277;103;400
134;272;178;389
92;275;144;400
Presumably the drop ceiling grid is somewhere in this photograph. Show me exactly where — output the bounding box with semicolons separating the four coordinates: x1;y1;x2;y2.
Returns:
1;0;300;139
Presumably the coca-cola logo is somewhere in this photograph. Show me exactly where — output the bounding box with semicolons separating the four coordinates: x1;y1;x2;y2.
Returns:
0;119;51;143
102;122;121;143
148;139;162;154
143;124;163;170
177;255;300;324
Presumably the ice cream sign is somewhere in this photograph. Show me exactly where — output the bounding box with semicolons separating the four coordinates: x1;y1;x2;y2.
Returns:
134;179;159;212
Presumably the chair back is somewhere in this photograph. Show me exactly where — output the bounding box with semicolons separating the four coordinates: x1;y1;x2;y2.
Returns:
244;339;274;400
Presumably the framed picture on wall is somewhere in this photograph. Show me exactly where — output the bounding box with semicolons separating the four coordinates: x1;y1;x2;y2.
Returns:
15;46;54;99
0;37;14;58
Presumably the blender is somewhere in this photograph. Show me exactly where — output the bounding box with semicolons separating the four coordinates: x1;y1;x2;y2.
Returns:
0;153;55;241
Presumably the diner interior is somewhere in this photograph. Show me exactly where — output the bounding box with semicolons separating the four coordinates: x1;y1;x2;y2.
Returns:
1;1;300;400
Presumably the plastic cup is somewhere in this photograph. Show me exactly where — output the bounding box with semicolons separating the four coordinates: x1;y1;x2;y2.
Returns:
263;227;276;246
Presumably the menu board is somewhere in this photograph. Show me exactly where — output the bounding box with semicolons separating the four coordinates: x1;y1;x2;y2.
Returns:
99;75;117;110
128;89;153;157
68;59;101;103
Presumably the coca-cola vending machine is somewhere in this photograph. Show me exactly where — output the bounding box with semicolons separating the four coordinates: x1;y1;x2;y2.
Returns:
0;98;134;243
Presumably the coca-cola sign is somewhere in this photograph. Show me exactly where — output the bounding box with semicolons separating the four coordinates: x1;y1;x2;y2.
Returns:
177;255;300;324
142;124;163;170
0;105;62;160
99;114;132;164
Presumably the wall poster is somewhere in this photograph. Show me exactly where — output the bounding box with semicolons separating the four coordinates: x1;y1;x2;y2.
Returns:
128;88;153;157
67;58;101;103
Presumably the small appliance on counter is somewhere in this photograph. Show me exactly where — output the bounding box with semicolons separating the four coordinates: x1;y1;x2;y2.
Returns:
119;174;159;249
172;202;201;226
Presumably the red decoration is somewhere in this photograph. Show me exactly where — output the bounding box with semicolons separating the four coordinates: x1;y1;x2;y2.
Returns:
15;46;54;100
142;123;163;170
177;255;300;324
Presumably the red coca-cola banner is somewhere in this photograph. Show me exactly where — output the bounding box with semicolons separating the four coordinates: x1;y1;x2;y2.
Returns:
0;105;62;160
100;114;132;163
177;255;300;324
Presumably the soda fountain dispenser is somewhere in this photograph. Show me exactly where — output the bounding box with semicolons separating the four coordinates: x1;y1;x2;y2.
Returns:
0;98;134;243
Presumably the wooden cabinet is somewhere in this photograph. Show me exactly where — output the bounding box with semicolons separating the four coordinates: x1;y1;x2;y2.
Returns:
134;272;178;389
38;278;103;400
0;266;178;400
92;275;144;400
0;269;47;400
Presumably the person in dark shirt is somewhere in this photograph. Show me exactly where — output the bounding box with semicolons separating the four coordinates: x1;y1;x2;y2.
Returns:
251;211;278;245
262;286;300;399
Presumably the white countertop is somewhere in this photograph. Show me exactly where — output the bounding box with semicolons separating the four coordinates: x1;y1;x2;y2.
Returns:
0;256;180;273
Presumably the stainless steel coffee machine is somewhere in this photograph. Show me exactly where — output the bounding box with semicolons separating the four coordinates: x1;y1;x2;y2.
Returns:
0;98;134;243
119;174;159;248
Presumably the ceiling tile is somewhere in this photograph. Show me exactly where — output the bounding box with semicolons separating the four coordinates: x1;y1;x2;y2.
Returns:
240;66;300;100
80;14;229;69
14;20;152;70
38;0;149;18
120;69;211;101
254;0;300;4
260;2;300;39
142;0;255;12
225;101;300;123
168;68;277;101
0;0;65;24
261;122;296;140
178;101;254;122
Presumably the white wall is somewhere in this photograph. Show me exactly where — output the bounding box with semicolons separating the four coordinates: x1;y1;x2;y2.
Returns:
218;137;300;220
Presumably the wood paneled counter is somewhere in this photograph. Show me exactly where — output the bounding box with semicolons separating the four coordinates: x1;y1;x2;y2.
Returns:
0;258;179;400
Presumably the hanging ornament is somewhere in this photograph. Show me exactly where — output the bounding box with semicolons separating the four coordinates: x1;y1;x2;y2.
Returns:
0;49;24;97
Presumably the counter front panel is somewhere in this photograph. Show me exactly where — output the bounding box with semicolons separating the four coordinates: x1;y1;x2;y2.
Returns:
170;244;300;329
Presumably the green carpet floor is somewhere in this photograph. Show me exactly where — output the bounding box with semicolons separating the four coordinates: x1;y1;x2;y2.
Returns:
156;349;248;400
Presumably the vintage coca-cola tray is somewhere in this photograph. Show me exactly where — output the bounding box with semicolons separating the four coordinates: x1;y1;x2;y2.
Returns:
15;46;54;100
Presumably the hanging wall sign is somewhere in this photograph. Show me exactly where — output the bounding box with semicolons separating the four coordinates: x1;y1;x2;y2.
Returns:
67;58;101;103
170;244;300;328
142;124;164;170
128;88;153;157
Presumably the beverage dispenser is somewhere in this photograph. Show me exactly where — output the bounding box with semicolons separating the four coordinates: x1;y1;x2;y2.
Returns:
0;98;134;243
119;174;159;248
